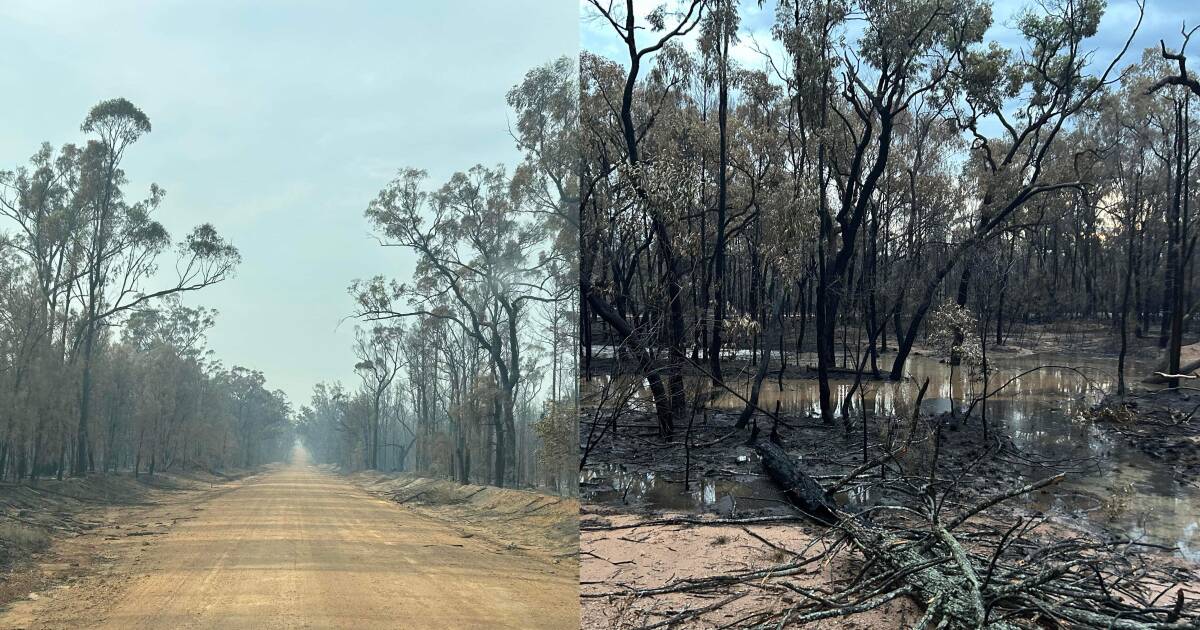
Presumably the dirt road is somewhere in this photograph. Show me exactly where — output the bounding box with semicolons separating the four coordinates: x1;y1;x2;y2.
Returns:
0;455;577;629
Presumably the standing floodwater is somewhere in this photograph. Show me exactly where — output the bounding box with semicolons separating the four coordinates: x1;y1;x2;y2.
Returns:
584;351;1200;560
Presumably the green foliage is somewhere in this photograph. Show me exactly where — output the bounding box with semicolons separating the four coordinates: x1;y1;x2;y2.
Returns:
927;301;980;365
81;97;152;148
184;223;239;261
123;296;216;357
344;61;578;490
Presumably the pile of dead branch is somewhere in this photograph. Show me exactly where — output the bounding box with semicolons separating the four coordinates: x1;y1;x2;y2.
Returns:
804;480;1198;628
585;428;1199;628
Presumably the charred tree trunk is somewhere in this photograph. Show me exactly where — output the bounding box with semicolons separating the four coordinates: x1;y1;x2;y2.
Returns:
753;438;836;523
708;3;731;385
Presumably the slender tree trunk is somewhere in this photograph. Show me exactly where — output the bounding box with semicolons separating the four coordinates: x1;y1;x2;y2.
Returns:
1167;104;1188;387
708;4;731;385
370;392;381;470
1119;176;1142;395
738;276;783;428
73;319;97;477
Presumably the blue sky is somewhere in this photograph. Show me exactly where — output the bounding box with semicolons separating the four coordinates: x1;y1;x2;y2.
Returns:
580;0;1191;171
582;0;1198;80
0;1;578;403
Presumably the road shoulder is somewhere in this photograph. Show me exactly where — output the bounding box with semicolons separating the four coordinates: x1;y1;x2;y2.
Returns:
0;470;257;626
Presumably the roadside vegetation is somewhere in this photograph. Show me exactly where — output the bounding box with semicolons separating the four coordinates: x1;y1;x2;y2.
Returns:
0;99;291;483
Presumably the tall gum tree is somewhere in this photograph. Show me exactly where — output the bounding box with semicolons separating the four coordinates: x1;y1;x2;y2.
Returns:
583;0;705;436
887;0;1143;380
353;324;404;470
72;98;240;476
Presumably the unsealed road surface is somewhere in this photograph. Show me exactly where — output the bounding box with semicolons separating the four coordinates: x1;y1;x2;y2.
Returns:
0;459;577;629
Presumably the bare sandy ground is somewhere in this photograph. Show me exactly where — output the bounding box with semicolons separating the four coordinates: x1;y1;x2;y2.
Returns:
581;507;917;629
0;457;577;629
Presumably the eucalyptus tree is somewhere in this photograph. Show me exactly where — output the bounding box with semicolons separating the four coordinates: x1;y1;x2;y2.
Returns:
0;141;85;357
788;0;990;421
1094;69;1158;393
296;382;355;468
0;142;88;479
508;56;580;231
582;0;705;436
532;397;576;493
403;315;444;475
1138;38;1199;387
581;0;1156;447
436;312;483;483
507;56;581;410
353;324;405;470
220;367;291;469
318;59;578;492
0;251;47;478
353;165;555;487
0;98;251;479
70;98;240;475
378;377;415;472
124;296;216;356
120;297;215;474
701;0;739;383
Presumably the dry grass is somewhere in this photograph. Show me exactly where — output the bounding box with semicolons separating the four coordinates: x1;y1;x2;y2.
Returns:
0;522;50;565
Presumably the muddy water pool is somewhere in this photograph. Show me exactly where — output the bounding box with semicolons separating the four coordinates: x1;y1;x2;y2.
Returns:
583;352;1200;560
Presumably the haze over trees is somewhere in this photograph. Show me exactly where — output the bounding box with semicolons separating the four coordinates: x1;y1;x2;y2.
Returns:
0;99;292;481
0;5;581;628
296;58;579;494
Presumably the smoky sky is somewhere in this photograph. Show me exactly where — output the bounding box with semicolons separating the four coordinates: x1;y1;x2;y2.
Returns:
0;1;578;404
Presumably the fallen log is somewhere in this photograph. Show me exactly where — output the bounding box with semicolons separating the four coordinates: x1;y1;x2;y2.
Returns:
752;439;837;523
